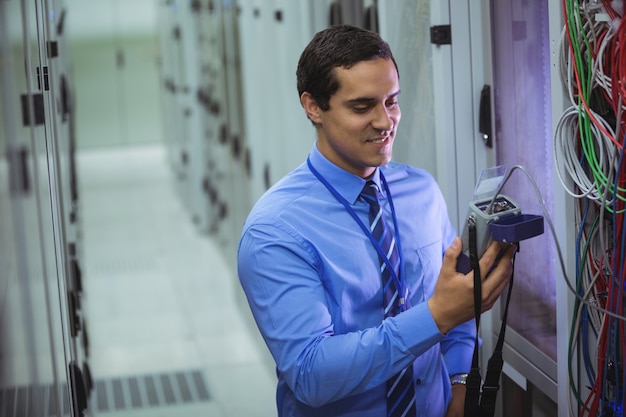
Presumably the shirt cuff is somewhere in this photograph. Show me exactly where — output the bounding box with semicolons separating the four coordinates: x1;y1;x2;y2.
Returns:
392;301;445;356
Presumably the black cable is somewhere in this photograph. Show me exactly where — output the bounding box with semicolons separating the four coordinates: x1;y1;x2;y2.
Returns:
465;217;482;417
464;216;518;417
479;252;516;417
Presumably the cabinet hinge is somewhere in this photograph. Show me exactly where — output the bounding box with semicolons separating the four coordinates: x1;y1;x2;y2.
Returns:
37;66;50;90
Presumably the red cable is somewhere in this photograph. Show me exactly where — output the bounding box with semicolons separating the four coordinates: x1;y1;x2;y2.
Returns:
563;0;622;149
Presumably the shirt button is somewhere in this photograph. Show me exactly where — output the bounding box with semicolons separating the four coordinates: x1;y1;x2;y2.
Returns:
415;378;421;385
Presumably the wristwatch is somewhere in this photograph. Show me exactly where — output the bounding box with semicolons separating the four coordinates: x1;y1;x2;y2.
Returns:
450;373;468;385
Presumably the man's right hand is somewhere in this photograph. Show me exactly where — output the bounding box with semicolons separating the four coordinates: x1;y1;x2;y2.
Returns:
427;237;516;334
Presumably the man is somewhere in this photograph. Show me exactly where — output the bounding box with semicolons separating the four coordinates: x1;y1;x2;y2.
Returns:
237;25;514;417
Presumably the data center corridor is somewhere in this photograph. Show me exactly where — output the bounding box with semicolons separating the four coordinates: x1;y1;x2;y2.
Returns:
76;144;276;417
1;0;583;415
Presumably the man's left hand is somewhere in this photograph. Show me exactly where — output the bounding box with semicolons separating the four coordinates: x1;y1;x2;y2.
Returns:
445;384;466;417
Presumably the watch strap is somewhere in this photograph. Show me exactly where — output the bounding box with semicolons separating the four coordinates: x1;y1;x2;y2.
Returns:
450;373;469;385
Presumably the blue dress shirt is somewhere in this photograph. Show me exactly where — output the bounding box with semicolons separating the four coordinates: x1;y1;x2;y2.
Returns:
237;144;475;417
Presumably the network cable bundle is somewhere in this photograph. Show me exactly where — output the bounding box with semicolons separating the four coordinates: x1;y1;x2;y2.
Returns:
558;1;626;415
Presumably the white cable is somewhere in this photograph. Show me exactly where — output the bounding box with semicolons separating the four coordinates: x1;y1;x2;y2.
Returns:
559;2;626;413
553;104;620;205
492;165;626;321
554;107;596;199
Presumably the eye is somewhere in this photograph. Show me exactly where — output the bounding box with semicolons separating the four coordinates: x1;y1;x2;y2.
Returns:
385;99;399;108
353;106;370;114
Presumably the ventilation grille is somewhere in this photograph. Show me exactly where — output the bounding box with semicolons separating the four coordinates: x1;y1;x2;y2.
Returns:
89;253;158;277
0;369;211;416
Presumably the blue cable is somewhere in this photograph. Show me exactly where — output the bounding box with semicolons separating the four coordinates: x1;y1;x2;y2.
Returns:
601;133;626;414
578;200;598;386
582;307;597;385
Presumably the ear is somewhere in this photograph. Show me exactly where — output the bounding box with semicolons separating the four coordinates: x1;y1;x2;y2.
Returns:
300;92;323;124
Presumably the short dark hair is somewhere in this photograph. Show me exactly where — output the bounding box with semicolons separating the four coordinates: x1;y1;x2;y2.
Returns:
296;25;398;111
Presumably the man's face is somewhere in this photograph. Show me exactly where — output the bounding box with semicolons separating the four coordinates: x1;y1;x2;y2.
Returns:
314;58;401;178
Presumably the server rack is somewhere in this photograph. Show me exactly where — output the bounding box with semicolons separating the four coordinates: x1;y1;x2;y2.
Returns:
0;1;91;416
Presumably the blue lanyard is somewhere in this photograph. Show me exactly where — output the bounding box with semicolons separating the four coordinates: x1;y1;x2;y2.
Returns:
306;157;408;311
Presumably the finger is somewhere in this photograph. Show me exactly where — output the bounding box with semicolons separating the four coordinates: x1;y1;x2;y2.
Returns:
482;243;515;280
481;247;514;311
477;241;504;273
442;237;462;274
495;244;516;276
487;259;512;292
482;269;511;312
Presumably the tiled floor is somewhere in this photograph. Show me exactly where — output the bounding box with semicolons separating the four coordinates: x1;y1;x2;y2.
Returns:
77;144;277;417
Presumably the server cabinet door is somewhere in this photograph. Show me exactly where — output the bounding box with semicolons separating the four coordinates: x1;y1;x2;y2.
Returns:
486;0;559;402
0;1;86;416
378;0;487;232
476;0;568;414
238;0;272;203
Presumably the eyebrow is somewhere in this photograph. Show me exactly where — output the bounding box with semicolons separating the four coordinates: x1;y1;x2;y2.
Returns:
345;90;401;106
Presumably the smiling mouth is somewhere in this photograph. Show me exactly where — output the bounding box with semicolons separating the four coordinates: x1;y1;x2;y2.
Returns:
368;136;390;144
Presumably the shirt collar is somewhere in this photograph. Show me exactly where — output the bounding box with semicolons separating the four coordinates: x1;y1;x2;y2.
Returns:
309;142;381;205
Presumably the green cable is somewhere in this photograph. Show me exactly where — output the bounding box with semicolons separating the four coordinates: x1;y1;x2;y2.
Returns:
564;1;626;411
567;0;626;211
578;111;626;213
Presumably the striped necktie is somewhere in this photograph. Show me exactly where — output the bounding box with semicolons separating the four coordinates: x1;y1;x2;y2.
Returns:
361;180;416;417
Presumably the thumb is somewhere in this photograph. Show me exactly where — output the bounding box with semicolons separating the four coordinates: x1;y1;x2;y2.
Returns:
442;237;462;270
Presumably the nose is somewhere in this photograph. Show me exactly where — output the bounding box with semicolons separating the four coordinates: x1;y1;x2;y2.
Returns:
372;104;398;133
